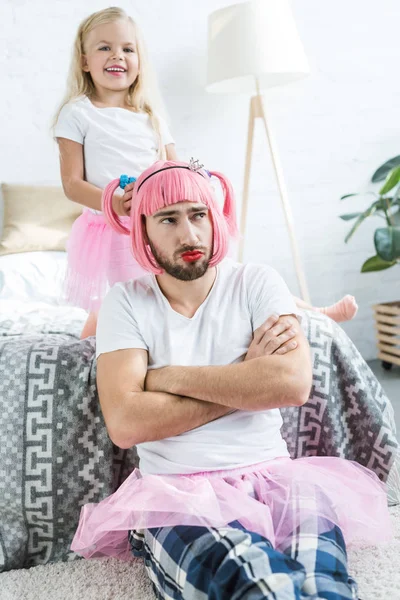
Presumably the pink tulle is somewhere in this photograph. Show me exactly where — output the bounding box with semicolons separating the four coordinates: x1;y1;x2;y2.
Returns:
71;456;392;561
64;210;147;311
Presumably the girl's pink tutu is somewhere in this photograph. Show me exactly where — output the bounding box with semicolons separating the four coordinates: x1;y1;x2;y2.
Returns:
71;456;392;561
64;210;147;311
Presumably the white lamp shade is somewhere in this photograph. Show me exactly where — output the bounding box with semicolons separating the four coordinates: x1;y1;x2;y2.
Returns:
206;0;310;94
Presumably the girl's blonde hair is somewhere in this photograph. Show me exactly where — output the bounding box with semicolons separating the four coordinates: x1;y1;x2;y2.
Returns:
53;6;166;158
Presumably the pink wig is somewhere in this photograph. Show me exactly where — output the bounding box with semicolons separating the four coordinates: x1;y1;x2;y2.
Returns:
102;160;238;274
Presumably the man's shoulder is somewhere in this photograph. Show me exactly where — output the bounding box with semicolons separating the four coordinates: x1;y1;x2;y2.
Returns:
245;262;284;285
104;274;156;309
221;258;282;283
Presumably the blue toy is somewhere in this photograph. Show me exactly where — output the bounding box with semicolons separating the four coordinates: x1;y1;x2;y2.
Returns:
119;174;136;190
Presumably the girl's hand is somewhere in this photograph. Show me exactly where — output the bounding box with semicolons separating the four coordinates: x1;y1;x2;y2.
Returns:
244;314;298;361
122;181;135;215
112;181;135;217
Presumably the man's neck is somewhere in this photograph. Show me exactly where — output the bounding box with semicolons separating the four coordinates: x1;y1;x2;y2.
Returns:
155;267;217;318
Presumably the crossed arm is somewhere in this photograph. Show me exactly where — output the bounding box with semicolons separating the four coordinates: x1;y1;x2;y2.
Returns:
97;314;312;449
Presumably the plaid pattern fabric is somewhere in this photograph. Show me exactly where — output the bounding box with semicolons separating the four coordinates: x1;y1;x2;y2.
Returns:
129;520;358;600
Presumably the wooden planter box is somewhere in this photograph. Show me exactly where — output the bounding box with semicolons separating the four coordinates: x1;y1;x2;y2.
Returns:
373;301;400;369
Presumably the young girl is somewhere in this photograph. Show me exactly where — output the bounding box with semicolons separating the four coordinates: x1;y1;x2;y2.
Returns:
54;7;177;338
54;8;356;337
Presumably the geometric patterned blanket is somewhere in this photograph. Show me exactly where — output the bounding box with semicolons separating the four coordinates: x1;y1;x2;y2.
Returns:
0;305;398;572
281;312;399;502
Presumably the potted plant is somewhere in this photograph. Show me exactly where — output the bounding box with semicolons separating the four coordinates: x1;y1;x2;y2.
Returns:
340;156;400;369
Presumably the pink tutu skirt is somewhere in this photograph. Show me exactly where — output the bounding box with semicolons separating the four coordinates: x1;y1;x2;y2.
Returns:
71;456;392;561
64;210;147;311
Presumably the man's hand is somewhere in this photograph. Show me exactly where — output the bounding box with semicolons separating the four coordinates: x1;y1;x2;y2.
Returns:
244;314;298;361
112;181;135;217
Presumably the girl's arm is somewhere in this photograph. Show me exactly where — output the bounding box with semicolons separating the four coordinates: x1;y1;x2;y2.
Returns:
165;143;178;160
58;138;126;215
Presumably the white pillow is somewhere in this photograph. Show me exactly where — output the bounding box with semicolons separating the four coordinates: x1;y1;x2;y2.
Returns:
0;251;68;305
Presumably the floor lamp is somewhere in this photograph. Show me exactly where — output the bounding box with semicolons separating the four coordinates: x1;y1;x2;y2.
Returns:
206;0;312;304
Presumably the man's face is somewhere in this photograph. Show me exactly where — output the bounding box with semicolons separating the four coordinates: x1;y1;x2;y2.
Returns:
146;201;213;281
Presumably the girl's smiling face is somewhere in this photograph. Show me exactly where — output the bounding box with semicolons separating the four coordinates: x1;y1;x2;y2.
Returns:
82;19;139;95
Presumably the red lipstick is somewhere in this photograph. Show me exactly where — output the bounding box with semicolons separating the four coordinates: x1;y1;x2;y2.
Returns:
181;251;204;263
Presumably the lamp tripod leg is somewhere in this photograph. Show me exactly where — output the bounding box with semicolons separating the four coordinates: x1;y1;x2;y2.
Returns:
258;93;311;304
239;90;311;304
238;98;255;263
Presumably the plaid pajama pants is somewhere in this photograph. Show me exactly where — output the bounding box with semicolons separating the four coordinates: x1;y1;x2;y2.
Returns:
128;519;359;600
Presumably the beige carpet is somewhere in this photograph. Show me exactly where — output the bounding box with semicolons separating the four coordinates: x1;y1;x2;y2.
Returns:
1;507;399;600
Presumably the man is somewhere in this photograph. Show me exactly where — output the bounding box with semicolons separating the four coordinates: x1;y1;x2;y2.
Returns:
72;161;388;600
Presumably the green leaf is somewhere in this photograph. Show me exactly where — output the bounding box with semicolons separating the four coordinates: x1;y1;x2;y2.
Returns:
361;255;396;272
372;156;400;182
340;193;359;200
345;202;379;243
339;212;363;221
340;192;376;201
374;226;400;261
379;166;400;195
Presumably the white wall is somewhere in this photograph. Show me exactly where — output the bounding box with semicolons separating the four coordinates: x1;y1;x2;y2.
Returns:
1;0;399;359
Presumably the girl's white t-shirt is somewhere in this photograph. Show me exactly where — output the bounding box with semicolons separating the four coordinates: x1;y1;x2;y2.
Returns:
96;259;302;475
54;96;174;213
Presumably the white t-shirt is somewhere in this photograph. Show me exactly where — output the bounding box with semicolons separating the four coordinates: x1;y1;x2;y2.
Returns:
96;259;301;475
54;96;174;213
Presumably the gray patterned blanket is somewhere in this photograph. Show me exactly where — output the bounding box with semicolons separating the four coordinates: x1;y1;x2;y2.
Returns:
0;303;398;572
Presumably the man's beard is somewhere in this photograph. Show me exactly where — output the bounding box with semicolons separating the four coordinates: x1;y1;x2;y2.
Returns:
148;241;211;281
